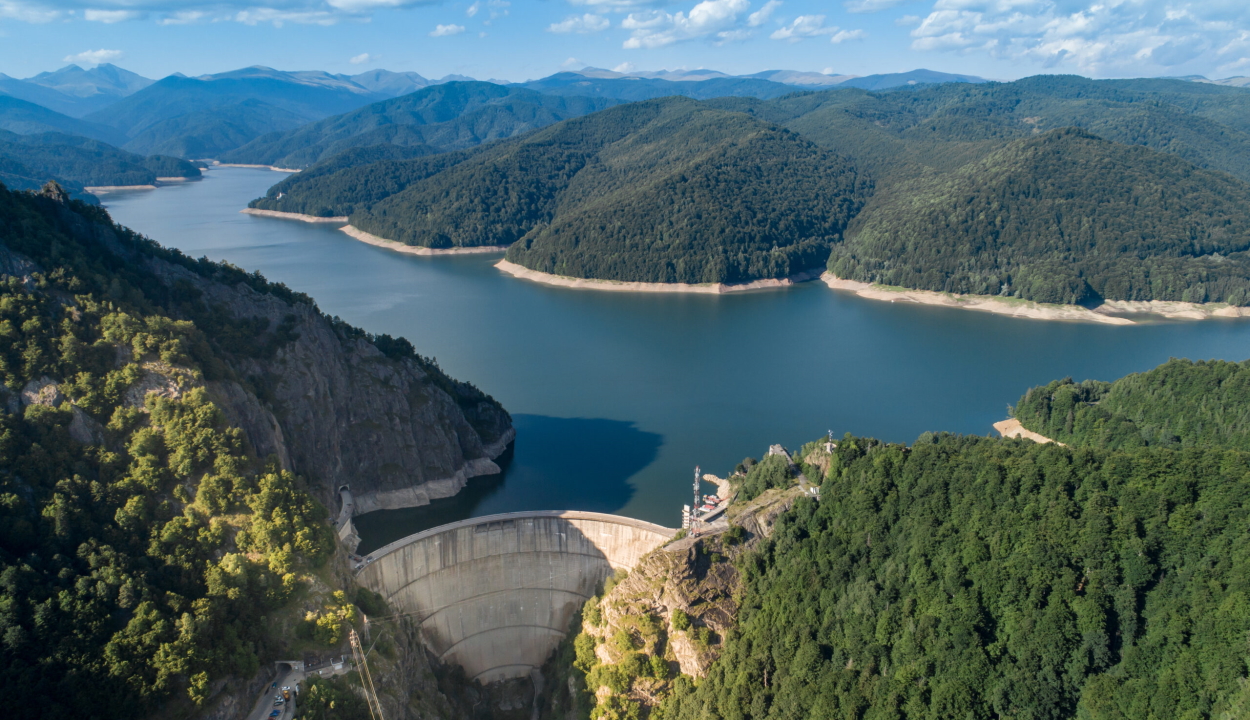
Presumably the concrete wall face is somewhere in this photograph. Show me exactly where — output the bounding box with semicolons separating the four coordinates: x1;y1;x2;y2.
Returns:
357;512;675;683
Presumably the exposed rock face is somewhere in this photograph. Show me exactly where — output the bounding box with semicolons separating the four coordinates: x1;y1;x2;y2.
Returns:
148;258;513;513
4;195;514;518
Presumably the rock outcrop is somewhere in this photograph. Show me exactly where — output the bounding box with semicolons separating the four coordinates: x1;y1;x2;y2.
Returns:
4;187;514;518
148;255;514;513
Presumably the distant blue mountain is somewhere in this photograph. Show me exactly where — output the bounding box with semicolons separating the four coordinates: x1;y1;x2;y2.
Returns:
513;72;798;101
838;69;988;90
0;95;126;145
0;64;153;118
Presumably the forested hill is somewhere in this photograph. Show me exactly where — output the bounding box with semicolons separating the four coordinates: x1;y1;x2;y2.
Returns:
0;181;511;719
827;128;1250;305
222;81;620;169
244;75;1250;294
558;357;1250;719
0;130;200;198
656;430;1250;720
709;75;1250;184
339;97;868;284
1013;357;1250;449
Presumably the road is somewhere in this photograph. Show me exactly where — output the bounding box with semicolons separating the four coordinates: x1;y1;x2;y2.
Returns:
245;665;301;720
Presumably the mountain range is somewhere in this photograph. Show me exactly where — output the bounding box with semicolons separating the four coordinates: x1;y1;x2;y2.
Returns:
0;64;1001;165
220;82;619;169
252;74;1250;302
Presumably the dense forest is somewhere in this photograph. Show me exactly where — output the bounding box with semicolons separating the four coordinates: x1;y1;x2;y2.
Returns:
248;75;1250;297
224;81;618;169
827;128;1250;305
1013;358;1250;450
527;356;1250;720
257;97;869;285
0;130;200;196
711;75;1250;184
0;180;506;720
655;430;1250;719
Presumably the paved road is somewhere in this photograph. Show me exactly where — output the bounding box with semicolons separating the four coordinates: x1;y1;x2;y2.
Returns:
245;666;301;720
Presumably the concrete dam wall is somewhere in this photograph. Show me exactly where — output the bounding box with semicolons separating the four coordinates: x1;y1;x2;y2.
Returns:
355;511;676;683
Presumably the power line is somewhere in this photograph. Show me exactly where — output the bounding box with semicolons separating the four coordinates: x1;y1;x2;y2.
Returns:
350;629;386;720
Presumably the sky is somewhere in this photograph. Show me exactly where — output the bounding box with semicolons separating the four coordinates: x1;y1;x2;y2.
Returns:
1;0;1248;84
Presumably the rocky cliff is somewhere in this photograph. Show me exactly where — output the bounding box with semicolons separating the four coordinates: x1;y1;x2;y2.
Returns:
147;255;514;515
12;185;512;517
0;181;515;720
536;480;803;719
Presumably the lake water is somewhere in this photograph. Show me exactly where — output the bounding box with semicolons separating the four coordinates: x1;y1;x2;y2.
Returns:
103;167;1250;552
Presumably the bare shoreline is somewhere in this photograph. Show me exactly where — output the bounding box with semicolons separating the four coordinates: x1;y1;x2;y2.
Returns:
495;259;823;294
822;274;1250;325
85;185;158;193
214;163;300;173
340;225;510;255
993;418;1064;445
240;208;348;223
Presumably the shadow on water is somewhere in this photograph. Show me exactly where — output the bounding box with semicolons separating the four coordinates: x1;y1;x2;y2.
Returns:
353;414;663;554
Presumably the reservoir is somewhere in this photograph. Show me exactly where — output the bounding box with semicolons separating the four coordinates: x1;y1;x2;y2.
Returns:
103;167;1250;552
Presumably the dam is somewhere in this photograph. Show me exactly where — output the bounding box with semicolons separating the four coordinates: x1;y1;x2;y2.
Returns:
355;511;677;683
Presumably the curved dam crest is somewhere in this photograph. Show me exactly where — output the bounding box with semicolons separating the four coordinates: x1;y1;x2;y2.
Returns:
355;511;677;683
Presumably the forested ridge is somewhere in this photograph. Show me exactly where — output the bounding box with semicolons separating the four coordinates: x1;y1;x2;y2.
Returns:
657;433;1250;720
827;128;1250;305
543;356;1250;720
224;81;618;169
1014;358;1250;450
250;75;1250;295
256;97;869;284
0;130;200;199
0;180;493;720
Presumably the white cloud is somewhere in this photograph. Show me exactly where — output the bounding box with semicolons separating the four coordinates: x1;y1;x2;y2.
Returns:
63;48;123;65
844;0;907;12
350;52;373;64
831;28;865;43
569;0;671;7
466;0;478;16
770;14;835;41
895;13;920;25
561;56;582;68
0;0;59;22
548;13;609;33
158;10;208;24
235;8;337;25
909;0;1250;74
622;0;750;49
747;0;780;26
84;8;142;21
613;61;637;72
429;22;465;36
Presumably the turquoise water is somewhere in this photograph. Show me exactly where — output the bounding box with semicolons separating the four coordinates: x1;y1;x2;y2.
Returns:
103;167;1250;552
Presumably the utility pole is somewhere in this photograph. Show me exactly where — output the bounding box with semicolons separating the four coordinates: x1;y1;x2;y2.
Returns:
350;628;385;720
691;465;701;535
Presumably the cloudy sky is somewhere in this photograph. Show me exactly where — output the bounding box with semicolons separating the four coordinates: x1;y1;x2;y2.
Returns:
1;0;1248;83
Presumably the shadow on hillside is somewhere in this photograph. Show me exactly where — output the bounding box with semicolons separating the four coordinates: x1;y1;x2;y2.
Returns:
352;414;662;554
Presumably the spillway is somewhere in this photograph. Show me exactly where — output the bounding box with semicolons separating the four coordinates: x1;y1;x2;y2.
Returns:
355;511;676;683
